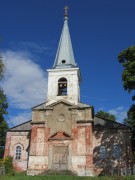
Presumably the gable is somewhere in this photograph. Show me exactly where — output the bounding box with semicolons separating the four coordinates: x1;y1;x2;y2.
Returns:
49;130;72;140
47;99;77;108
32;100;78;111
32;100;92;111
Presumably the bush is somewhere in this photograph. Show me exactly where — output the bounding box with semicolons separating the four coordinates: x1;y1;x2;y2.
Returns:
4;156;15;176
0;158;4;166
40;169;77;176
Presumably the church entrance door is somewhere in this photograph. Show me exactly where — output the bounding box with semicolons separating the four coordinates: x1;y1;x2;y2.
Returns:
52;146;68;170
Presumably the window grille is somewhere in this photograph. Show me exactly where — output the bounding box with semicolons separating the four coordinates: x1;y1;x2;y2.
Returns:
100;146;107;159
112;145;120;159
15;146;21;159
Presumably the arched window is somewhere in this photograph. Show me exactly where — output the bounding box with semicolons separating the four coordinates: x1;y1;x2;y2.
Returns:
58;78;67;96
99;146;106;159
15;146;21;159
112;145;120;159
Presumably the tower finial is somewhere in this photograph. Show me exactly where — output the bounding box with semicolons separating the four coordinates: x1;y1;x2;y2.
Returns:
64;6;69;19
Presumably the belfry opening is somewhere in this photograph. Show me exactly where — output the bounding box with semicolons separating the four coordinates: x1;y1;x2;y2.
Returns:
58;78;67;96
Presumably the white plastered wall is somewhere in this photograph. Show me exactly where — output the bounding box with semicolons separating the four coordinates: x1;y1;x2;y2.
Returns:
47;68;80;105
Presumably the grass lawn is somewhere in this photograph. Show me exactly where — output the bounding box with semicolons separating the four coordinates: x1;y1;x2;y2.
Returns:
1;172;135;180
0;176;118;180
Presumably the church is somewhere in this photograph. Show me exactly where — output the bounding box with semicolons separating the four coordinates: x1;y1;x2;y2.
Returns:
4;7;132;176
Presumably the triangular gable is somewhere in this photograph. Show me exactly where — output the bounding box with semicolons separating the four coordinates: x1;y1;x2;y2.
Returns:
46;99;78;108
49;130;72;140
32;100;78;110
32;100;92;110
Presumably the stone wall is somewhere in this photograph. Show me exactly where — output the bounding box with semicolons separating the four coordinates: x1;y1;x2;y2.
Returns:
4;131;30;172
4;101;132;176
27;121;94;176
93;128;132;176
71;124;93;176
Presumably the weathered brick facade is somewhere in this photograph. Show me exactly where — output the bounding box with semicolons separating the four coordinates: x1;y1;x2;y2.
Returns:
4;130;30;172
4;7;133;176
93;117;132;176
4;103;132;176
26;101;94;176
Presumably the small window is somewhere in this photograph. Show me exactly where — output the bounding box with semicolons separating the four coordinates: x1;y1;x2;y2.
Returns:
61;60;66;64
58;78;67;96
100;146;106;159
112;145;120;159
15;146;21;159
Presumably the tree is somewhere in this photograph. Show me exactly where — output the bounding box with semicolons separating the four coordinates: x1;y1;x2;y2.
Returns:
0;59;5;80
118;46;135;128
0;57;8;158
118;46;135;97
124;105;135;127
118;46;135;156
95;110;116;121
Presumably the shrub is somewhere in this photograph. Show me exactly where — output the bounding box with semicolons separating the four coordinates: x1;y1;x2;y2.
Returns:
4;156;15;176
0;158;4;166
40;169;77;176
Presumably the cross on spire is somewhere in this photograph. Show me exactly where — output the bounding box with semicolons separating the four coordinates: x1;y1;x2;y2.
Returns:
64;6;69;19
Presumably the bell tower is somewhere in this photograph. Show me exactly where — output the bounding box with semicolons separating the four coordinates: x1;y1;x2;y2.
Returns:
47;6;81;105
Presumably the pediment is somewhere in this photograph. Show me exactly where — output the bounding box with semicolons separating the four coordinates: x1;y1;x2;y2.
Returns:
32;102;47;110
46;100;78;108
32;100;91;110
49;130;72;140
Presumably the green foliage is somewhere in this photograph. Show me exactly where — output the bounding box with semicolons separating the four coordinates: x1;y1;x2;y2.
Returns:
0;89;8;158
118;46;135;94
4;156;15;176
0;89;8;116
0;58;5;80
0;58;8;158
0;158;4;166
0;58;8;120
118;46;135;162
1;174;135;180
40;169;77;176
124;104;135;127
132;151;135;163
95;110;116;121
15;171;27;176
0;156;15;176
118;46;135;128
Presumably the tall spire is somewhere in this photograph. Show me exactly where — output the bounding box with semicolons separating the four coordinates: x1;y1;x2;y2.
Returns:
53;6;77;69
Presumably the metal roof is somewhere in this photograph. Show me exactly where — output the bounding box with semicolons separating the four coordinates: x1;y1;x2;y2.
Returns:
53;16;77;69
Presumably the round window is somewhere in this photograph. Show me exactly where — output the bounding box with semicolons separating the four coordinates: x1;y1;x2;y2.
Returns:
61;60;66;64
57;114;65;122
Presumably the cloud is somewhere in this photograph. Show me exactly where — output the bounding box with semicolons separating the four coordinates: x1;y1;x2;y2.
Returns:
108;106;127;123
9;41;54;56
1;50;48;109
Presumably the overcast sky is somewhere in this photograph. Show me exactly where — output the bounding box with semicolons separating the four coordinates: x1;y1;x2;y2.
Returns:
0;0;135;126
